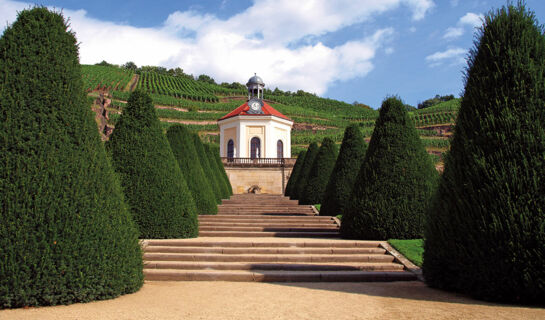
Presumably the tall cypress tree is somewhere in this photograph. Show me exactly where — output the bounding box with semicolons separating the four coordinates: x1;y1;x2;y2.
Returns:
285;150;307;197
301;138;339;205
424;3;545;304
0;8;142;307
107;90;198;238
192;134;222;203
341;97;437;240
293;142;319;200
210;144;233;196
167;125;217;215
205;143;230;200
320;124;367;216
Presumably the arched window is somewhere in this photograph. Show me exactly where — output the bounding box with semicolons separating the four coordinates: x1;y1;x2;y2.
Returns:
227;139;234;159
250;137;261;159
277;140;284;159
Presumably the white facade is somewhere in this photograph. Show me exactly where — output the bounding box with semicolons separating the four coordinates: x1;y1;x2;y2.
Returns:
218;115;293;159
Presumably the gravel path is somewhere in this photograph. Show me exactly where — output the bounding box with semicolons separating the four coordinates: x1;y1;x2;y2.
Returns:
1;281;543;320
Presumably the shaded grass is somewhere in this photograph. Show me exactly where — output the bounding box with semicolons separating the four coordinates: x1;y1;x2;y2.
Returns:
388;239;423;267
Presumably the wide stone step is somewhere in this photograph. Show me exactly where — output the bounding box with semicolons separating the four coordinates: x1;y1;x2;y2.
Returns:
144;240;383;248
143;253;393;263
144;261;403;271
199;226;339;232
216;212;316;216
144;269;417;282
198;231;340;237
199;215;331;221
198;222;337;228
144;246;383;255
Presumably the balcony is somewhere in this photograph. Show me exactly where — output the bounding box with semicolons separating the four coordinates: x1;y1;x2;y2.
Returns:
221;157;297;168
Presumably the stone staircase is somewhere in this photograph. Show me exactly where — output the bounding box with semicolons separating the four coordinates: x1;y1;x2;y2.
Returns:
143;194;419;282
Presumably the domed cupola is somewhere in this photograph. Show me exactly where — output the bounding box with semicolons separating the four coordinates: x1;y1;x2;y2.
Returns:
246;73;265;100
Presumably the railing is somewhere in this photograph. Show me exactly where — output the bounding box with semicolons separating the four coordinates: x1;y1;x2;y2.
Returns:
221;157;296;167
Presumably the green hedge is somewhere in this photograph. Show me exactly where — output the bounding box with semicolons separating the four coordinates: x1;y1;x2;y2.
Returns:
320;124;367;216
341;97;437;240
301;138;338;205
293;142;319;200
0;8;142;307
205;143;231;199
107;90;198;238
192;134;223;203
167;125;218;215
424;3;545;304
285;150;306;197
210;144;233;195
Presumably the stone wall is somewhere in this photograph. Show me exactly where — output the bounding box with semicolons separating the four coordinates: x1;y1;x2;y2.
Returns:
224;166;294;194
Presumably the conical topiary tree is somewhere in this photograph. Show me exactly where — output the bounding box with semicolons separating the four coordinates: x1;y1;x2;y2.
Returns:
424;3;545;304
285;150;307;197
167;125;217;215
340;97;437;240
293;142;319;200
107;90;198;238
205;143;231;200
192;134;222;203
320;124;367;216
0;7;142;308
301;138;339;205
210;144;233;196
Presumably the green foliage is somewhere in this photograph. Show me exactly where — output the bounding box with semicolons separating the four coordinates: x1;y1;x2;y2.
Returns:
293;142;319;201
81;65;133;92
417;94;456;109
320;124;368;217
205;143;231;199
301;138;339;205
192;134;223;203
166;125;218;215
0;7;142;307
388;239;423;267
285;150;307;197
423;4;545;304
341;97;438;240
210;144;233;195
107;90;198;238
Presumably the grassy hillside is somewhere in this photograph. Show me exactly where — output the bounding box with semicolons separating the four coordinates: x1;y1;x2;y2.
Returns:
83;64;459;165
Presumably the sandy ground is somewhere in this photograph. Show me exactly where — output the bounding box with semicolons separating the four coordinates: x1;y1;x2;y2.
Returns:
1;281;543;320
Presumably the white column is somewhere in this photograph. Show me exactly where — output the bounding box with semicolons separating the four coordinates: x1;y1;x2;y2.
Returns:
219;125;225;157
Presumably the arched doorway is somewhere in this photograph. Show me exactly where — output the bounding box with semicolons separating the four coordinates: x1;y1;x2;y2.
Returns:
277;140;283;159
250;137;261;159
227;139;234;159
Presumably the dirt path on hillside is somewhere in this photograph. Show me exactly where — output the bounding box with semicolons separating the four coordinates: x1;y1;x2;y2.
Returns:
1;281;543;320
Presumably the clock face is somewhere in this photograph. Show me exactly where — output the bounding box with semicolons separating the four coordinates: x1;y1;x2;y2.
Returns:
250;101;260;111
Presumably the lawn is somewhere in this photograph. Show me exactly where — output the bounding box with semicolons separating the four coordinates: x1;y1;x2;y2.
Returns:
387;239;424;267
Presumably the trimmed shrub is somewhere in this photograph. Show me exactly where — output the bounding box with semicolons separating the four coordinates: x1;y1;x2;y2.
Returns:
107;90;198;238
205;143;230;200
301;138;339;205
210;144;233;196
192;134;222;203
424;4;545;304
0;8;142;307
167;125;217;215
285;150;307;197
320;124;367;216
293;142;319;200
341;97;437;240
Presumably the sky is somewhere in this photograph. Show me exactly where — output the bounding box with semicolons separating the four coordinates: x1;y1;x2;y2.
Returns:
1;0;545;109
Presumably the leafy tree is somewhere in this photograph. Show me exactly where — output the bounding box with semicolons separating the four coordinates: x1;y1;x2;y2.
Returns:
205;143;231;199
285;150;307;197
301;138;339;205
341;97;437;240
123;61;138;71
107;90;198;238
197;74;216;85
424;3;545;304
167;125;217;215
0;7;142;307
192;134;222;203
417;94;456;109
95;60;115;67
293;142;319;200
320;125;367;216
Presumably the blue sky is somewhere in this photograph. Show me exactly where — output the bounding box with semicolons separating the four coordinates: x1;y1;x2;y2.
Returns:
1;0;545;108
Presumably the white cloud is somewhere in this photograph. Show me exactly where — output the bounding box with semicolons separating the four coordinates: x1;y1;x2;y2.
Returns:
0;0;434;95
443;12;483;39
425;47;466;67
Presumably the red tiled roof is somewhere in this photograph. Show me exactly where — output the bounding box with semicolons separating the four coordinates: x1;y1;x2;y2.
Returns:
218;101;292;121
